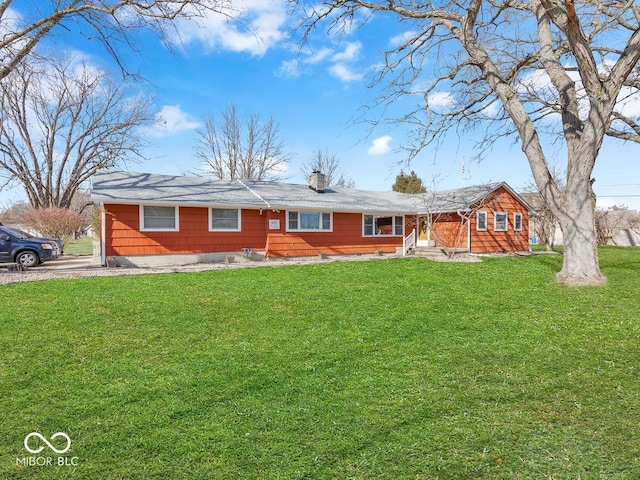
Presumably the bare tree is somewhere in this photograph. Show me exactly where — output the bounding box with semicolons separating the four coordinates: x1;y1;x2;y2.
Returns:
293;1;640;285
194;103;292;181
527;193;559;251
595;204;640;246
70;189;95;235
0;200;31;225
415;190;441;248
0;0;228;82
0;56;153;209
522;167;565;251
300;148;354;188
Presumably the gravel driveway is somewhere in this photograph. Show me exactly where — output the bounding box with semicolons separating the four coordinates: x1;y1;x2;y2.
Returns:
0;253;401;285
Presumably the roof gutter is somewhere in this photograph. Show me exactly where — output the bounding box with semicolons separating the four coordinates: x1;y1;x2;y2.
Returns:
237;179;271;209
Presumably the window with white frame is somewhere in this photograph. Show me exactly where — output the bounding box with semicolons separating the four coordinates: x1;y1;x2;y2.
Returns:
140;205;178;231
210;208;241;231
476;211;488;231
287;211;332;231
363;215;404;236
494;212;508;232
514;212;523;231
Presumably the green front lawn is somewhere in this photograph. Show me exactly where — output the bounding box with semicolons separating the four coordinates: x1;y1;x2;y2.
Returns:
1;248;639;478
61;235;94;255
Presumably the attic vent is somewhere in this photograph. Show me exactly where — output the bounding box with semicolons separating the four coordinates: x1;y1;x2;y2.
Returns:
309;170;325;193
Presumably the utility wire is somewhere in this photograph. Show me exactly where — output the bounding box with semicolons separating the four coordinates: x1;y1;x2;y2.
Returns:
598;194;640;197
596;184;640;187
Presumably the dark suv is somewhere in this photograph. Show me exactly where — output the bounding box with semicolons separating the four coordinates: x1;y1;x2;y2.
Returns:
0;226;61;267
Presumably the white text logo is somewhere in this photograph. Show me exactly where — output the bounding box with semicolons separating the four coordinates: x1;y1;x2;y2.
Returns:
24;432;71;454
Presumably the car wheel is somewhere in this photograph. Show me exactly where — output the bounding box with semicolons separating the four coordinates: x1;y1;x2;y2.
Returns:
16;250;39;267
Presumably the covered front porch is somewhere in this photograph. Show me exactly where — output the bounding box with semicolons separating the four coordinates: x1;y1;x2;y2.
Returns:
402;214;471;255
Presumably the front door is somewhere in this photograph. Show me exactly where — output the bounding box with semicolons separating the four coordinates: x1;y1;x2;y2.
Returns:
416;216;433;246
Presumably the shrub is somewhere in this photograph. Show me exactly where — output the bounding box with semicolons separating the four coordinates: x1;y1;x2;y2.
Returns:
22;207;86;245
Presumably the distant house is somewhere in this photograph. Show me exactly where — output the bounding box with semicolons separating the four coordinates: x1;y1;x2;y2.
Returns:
522;191;640;247
596;208;640;246
91;171;534;267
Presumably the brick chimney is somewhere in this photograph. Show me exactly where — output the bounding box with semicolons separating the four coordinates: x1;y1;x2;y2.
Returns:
309;170;325;193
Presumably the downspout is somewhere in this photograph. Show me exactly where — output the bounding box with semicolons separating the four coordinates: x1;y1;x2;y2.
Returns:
237;179;271;209
100;203;106;266
237;179;271;256
468;213;471;253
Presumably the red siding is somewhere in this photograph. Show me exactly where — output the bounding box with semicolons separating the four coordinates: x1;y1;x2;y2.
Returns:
421;187;529;253
431;213;469;250
468;187;529;253
103;205;406;258
265;212;404;257
102;187;528;259
104;204;267;257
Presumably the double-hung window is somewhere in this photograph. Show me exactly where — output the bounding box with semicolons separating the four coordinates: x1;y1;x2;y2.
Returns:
476;211;488;231
140;205;179;231
494;212;508;232
514;212;523;231
210;208;241;231
287;211;332;231
363;215;404;236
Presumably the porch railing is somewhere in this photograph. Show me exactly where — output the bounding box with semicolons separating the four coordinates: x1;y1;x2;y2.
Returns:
403;228;416;256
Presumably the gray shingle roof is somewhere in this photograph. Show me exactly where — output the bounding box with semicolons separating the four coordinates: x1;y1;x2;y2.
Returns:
243;179;421;213
427;183;506;212
91;171;268;208
91;171;530;214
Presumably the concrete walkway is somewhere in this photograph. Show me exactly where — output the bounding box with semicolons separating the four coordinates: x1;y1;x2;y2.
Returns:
43;254;102;270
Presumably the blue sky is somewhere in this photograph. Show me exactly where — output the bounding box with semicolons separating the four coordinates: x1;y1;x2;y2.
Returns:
2;0;639;210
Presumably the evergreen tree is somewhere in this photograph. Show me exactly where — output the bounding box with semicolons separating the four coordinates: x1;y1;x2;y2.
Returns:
392;171;426;194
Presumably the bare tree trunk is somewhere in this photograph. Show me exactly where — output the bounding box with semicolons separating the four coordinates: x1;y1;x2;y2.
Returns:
556;183;605;285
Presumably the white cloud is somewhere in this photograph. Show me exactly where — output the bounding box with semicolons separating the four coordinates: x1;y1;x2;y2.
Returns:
368;135;393;155
389;31;420;48
329;63;363;82
328;42;364;81
150;105;200;137
35;53;105;104
518;69;553;91
615;86;640;117
481;100;501;118
170;0;288;56
276;59;301;79
279;41;365;83
276;47;334;79
0;6;21;36
306;48;333;64
332;42;361;62
428;91;454;108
